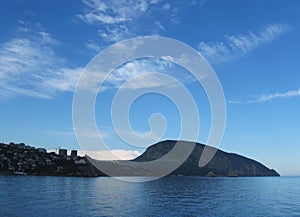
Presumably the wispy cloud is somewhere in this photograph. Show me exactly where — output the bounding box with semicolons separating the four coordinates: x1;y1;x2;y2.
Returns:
161;3;171;11
98;24;131;42
79;0;207;44
103;58;195;90
86;40;104;53
229;88;300;104
0;23;83;99
77;54;196;94
79;0;155;42
199;24;288;63
79;0;149;25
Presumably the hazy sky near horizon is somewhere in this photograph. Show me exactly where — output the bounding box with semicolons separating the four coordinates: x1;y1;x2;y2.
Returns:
0;0;299;175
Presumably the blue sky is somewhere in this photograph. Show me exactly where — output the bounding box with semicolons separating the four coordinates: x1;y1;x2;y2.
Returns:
0;0;299;175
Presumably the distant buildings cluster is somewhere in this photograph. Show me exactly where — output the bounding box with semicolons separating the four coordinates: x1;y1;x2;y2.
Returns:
0;142;88;176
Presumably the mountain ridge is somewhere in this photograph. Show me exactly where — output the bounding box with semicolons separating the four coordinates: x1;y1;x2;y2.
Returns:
132;140;279;177
87;140;279;177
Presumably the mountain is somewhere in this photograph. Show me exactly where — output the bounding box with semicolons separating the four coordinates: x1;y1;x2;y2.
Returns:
87;140;279;177
133;140;279;177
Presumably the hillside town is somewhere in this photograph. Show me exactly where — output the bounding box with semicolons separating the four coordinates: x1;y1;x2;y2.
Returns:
0;142;103;177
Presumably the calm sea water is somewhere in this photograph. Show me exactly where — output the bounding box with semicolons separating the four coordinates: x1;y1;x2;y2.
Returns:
0;176;299;217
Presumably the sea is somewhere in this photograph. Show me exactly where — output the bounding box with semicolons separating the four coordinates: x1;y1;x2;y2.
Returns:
0;176;299;217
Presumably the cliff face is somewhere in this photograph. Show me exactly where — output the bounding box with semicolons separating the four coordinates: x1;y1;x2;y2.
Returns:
134;140;279;177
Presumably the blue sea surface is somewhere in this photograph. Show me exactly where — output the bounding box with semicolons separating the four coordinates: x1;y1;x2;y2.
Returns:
0;176;299;217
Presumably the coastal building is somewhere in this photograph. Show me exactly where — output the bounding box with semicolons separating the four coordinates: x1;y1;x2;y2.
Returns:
38;148;47;153
71;150;77;158
58;149;67;157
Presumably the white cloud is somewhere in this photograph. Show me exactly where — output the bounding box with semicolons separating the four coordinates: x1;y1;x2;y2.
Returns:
229;88;300;104
79;0;203;43
154;21;165;31
79;0;149;25
0;24;83;99
86;41;103;53
75;57;196;104
103;58;195;90
1;86;53;99
162;3;171;11
98;24;130;42
78;149;142;160
79;0;155;42
199;24;288;63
